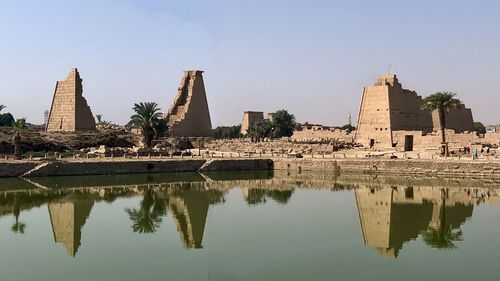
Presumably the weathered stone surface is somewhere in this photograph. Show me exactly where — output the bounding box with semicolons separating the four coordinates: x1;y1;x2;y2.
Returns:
165;70;212;137
240;111;264;135
16;159;273;177
22;160;206;177
199;159;273;171
273;158;500;178
46;68;96;132
355;74;475;150
0;162;37;177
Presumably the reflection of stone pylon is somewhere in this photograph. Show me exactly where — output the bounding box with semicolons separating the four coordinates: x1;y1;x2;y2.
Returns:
355;187;433;258
168;189;209;249
48;197;94;256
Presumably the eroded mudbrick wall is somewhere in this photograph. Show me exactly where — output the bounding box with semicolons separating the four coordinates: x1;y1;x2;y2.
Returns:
46;68;96;132
166;70;212;137
291;125;354;142
240;111;264;135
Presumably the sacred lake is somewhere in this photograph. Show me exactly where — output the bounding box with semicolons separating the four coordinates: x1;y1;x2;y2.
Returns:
1;171;499;281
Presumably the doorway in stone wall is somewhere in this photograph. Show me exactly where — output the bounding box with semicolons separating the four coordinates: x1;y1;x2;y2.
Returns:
404;135;413;151
369;139;375;148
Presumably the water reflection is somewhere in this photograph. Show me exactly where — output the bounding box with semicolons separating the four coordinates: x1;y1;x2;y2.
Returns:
11;194;26;234
164;184;225;248
355;186;473;258
243;188;294;205
48;195;94;256
0;171;499;258
126;190;165;234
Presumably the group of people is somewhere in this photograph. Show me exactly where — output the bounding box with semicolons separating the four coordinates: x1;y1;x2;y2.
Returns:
459;145;493;160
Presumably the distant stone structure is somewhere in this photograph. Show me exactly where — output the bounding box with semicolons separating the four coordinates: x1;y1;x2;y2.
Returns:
291;123;354;143
46;68;96;132
355;74;474;150
241;111;264;135
165;70;212;137
266;112;275;122
486;124;500;133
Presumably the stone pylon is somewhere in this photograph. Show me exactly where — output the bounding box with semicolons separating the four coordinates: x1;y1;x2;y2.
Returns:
46;68;96;132
165;70;212;137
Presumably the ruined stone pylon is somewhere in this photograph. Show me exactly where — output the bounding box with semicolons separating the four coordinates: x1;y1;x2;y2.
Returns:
46;68;96;132
165;70;212;137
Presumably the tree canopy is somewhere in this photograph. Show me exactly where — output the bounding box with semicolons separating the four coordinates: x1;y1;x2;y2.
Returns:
0;112;15;127
246;109;296;141
271;110;296;138
95;114;112;126
473;122;486;134
340;124;356;133
421;92;461;112
128;102;164;148
213;125;241;139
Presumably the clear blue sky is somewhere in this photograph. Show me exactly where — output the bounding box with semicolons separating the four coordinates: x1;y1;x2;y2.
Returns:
1;0;499;126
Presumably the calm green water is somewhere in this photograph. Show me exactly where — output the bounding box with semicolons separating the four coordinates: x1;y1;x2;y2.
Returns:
1;171;500;281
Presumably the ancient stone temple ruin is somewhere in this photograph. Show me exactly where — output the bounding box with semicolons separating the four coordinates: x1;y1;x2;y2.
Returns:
355;74;474;151
165;70;212;137
240;111;264;135
46;68;96;132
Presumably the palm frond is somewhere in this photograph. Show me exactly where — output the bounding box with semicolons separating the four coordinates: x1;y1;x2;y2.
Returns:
421;92;461;111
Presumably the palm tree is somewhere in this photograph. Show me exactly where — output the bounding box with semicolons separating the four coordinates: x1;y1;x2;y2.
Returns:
422;228;463;249
11;195;26;234
12;118;26;160
128;102;163;149
125;190;165;234
421;92;462;156
422;196;463;249
95;114;111;126
0;105;5;112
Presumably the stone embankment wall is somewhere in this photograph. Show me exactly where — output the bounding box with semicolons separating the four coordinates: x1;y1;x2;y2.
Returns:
274;158;500;178
22;160;206;177
1;158;499;178
0;162;38;177
199;159;273;172
0;159;273;178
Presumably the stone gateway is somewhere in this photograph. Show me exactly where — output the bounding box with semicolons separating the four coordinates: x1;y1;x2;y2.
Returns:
46;68;96;132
